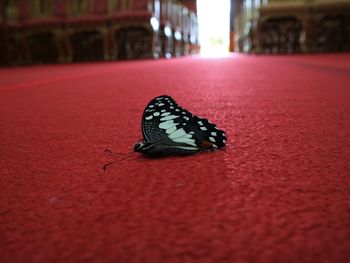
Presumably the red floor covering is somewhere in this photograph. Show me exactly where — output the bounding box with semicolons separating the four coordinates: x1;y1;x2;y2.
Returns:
1;54;350;263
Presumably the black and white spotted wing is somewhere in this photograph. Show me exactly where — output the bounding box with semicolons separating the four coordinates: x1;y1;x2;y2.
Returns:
134;95;226;155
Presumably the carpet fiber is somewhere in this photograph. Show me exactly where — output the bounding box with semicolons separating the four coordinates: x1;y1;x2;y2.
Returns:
1;54;350;262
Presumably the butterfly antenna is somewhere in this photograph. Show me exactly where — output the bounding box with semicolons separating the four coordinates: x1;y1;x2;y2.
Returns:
103;151;135;171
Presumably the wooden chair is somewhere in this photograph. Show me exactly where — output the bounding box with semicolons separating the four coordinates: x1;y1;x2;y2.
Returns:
171;2;182;57
65;0;109;62
313;0;350;52
159;0;173;58
256;2;308;54
189;11;198;54
110;0;161;60
181;7;190;55
22;0;69;64
260;17;302;54
4;1;32;65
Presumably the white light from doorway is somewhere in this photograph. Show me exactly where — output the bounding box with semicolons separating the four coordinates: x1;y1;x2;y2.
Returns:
197;0;231;57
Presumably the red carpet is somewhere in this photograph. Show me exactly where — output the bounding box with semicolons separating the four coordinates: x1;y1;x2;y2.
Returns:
1;54;350;262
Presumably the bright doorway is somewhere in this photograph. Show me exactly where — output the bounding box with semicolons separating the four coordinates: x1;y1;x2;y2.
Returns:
197;0;231;56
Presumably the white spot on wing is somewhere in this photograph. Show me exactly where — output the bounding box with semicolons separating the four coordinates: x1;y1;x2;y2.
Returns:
161;112;171;116
153;112;160;116
211;132;217;136
198;121;203;126
158;103;165;106
160;115;179;121
166;126;177;134
145;115;153;120
223;139;226;144
176;146;198;150
169;128;186;139
209;137;216;142
172;137;197;147
159;120;177;129
200;126;207;131
183;116;189;121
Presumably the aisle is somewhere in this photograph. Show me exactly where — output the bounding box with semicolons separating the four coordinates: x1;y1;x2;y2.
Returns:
1;54;350;262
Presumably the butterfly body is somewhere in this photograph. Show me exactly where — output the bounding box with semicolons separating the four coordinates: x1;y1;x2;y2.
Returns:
134;141;199;156
134;95;226;156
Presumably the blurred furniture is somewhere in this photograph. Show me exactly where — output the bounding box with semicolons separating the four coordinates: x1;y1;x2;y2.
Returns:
66;0;109;62
110;0;161;60
257;2;306;54
313;0;350;52
22;1;69;64
0;0;199;66
235;0;350;54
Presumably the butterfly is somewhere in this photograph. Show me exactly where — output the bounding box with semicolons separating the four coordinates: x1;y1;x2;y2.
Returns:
134;95;226;156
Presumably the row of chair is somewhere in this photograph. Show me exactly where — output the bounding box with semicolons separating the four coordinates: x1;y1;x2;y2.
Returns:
238;0;350;54
0;0;199;65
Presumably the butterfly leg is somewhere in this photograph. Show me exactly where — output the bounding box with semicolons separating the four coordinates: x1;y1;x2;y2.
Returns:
104;149;128;156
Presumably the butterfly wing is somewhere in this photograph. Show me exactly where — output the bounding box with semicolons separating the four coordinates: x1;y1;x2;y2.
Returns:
183;115;227;149
141;95;226;154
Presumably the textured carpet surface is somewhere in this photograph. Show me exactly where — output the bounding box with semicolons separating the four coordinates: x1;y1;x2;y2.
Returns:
1;54;350;263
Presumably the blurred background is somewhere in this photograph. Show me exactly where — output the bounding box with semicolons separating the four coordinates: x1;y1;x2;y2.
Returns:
0;0;349;66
